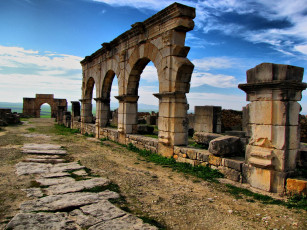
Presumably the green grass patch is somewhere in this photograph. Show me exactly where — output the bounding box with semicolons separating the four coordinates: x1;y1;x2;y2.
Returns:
54;124;80;135
107;124;117;129
26;127;36;132
127;143;223;182
225;184;307;210
84;132;95;137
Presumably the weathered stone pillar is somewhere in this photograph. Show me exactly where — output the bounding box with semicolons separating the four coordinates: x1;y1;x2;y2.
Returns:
194;106;222;133
115;95;139;144
57;106;66;125
71;101;80;128
80;99;93;134
239;63;306;193
80;99;93;123
154;92;189;157
94;97;111;138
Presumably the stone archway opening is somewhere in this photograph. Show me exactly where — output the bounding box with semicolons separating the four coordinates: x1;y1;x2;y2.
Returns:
40;103;51;118
82;77;96;124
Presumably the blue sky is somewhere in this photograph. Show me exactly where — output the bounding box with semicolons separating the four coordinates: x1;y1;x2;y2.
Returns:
1;0;307;113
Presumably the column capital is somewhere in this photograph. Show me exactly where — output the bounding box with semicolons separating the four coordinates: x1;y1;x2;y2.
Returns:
153;92;185;99
115;95;139;103
94;97;110;103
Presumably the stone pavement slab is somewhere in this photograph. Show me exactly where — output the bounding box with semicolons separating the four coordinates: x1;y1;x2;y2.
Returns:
22;143;62;150
22;149;67;155
45;177;110;195
6;212;78;230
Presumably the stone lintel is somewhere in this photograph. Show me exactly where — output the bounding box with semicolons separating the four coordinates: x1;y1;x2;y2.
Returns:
71;101;80;104
115;95;139;103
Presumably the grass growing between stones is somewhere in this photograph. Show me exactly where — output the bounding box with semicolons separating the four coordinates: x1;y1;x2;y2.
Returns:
26;127;36;132
126;143;223;182
226;184;307;211
53;124;80;136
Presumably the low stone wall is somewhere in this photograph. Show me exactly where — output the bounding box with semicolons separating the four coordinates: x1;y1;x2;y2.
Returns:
83;123;95;135
72;121;81;130
174;146;244;182
100;128;118;142
126;134;158;153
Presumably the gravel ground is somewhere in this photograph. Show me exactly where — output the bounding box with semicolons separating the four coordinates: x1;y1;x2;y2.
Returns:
0;118;306;230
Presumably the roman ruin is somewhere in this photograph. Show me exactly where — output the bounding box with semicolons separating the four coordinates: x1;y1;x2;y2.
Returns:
23;94;67;118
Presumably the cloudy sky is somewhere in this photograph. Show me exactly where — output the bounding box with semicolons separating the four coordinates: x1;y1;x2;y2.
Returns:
1;0;307;113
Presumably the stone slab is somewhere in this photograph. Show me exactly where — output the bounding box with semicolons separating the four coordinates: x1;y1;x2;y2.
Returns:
36;177;75;186
16;162;85;176
23;158;66;164
69;200;126;228
22;143;63;150
21;188;44;198
88;214;157;230
72;169;88;176
45;178;110;195
22;149;67;155
20;190;119;212
30;155;62;159
41;172;71;178
6;212;78;230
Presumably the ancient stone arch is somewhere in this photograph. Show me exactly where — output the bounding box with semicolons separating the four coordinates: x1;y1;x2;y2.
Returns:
80;3;195;156
23;94;67;118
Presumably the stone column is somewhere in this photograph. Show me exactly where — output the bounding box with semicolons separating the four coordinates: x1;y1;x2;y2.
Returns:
239;63;306;193
194;106;222;133
57;106;66;125
71;101;80;128
115;95;139;144
94;97;111;138
80;99;93;134
154;92;189;157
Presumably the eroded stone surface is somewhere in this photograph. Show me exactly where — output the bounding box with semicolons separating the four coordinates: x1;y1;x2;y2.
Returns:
36;177;75;186
6;212;78;230
72;169;88;176
20;191;120;212
22;149;67;155
69;200;126;228
88;214;158;230
22;143;62;150
16;162;85;176
46;178;110;195
41;172;70;178
23;158;66;164
21;188;44;198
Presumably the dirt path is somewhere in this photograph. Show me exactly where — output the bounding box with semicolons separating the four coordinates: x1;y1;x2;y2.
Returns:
0;118;306;229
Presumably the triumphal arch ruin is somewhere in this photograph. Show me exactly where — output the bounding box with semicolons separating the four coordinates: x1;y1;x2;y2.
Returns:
78;2;306;193
23;94;67;118
80;3;195;156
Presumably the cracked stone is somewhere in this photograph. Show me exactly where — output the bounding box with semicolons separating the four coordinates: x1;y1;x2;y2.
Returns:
23;158;66;164
22;143;63;150
22;149;67;155
21;188;44;198
20;191;119;212
36;177;75;186
46;177;110;195
69;200;126;228
6;212;78;230
88;214;158;230
40;172;70;178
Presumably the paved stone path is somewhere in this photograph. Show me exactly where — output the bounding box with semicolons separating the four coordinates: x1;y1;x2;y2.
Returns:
6;143;157;230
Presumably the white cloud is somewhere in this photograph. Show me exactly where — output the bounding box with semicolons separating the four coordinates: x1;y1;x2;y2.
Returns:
140;65;158;82
0;45;82;70
295;44;307;55
191;72;237;88
0;45;83;102
192;57;235;71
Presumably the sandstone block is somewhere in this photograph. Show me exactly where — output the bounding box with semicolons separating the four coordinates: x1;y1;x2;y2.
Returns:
208;155;222;166
286;178;307;196
208;136;241;156
176;156;196;166
223;158;243;171
218;166;241;182
193;132;222;146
